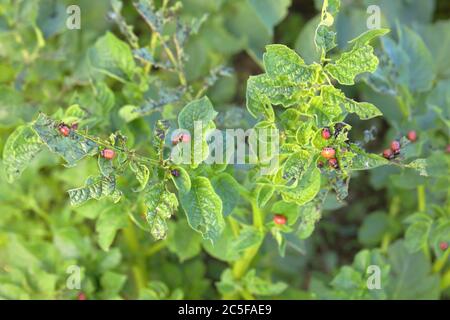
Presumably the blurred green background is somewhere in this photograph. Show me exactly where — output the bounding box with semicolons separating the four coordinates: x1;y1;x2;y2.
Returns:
0;0;448;300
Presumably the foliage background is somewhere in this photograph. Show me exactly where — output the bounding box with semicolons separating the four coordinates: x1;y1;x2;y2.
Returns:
0;0;448;299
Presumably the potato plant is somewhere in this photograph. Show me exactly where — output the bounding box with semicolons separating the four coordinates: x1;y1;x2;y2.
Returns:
0;0;448;300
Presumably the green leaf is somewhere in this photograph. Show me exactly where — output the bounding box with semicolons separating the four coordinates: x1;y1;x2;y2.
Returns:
343;100;382;120
330;266;362;292
404;213;433;225
67;175;122;206
387;240;440;299
0;85;32;127
348;28;390;48
167;220;202;262
170;166;191;194
329;249;390;299
246;74;308;118
138;281;184;300
216;269;240;296
398;26;435;92
211;173;240;217
242;269;287;296
134;0;164;33
325;45;379;85
320;85;381;120
314;25;337;55
358;211;391;246
405;159;428;176
96;205;128;251
231;225;264;253
88;32;136;81
296;122;315;145
248;0;290;35
98;156;114;177
180;177;224;243
256;184;275;208
297;202;321;239
32;113;98;167
263;44;320;84
119;105;140;123
418;20;450;78
430;221;450;256
145;183;179;240
272;201;300;226
319;86;344;120
281;165;321;206
203;223;240;262
350;145;389;170
100;271;127;298
223;0;290;61
282;150;311;181
63;104;86;123
129;161;150;192
0;284;30;299
178;97;218;133
314;0;340;56
3;125;42;182
404;221;431;253
295;15;322;64
94;82;116;114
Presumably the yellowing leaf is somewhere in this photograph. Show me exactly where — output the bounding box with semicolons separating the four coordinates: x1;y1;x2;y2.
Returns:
68;175;122;206
145;183;178;240
3;125;42;183
32;113;98;167
281;165;321;206
263;44;320;84
129;161;150;191
348;28;390;48
180;177;224;243
325;45;379;85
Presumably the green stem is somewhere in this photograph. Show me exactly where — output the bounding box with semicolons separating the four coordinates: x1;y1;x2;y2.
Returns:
440;269;450;290
395;97;409;119
416;185;430;259
145;241;167;257
228;217;240;237
395;89;411;120
123;223;148;295
236;184;252;202
26;196;51;225
432;248;450;273
417;185;426;212
223;200;264;300
240;289;255;300
76;131;160;166
381;196;400;253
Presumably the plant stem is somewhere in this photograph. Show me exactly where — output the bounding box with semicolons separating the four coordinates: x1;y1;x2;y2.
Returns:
432;248;450;273
123;223;148;295
381;196;400;253
228;217;240;237
26;196;51;225
76;131;161;166
223;199;264;300
416;185;430;259
417;185;426;212
440;269;450;290
145;241;167;257
240;289;256;300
